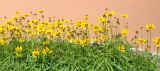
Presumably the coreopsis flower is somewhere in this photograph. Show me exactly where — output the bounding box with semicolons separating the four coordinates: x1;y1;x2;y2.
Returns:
28;21;34;27
100;34;109;41
153;36;160;47
0;26;3;33
16;11;20;14
98;17;106;24
74;38;81;45
120;13;129;19
14;31;22;37
80;38;90;47
19;39;25;43
37;10;45;13
106;28;110;32
145;46;150;51
44;21;50;25
75;20;85;29
146;24;156;30
105;11;116;17
92;25;99;33
25;29;30;33
43;41;49;45
29;32;36;38
0;18;4;20
16;53;22;58
0;39;6;45
93;38;98;43
136;38;147;45
83;15;89;20
98;26;105;33
15;46;23;53
54;31;62;37
64;20;70;23
42;47;50;55
45;29;52;35
32;19;39;24
12;16;19;21
68;30;75;34
118;45;125;53
121;29;129;37
59;25;66;31
6;20;15;25
32;50;40;58
84;22;91;27
23;13;29;17
7;25;13;31
65;34;72;42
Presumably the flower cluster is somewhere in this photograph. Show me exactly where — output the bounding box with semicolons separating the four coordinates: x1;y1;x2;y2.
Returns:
0;9;159;60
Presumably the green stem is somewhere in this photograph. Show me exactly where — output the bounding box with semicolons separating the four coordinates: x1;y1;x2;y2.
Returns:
150;30;152;51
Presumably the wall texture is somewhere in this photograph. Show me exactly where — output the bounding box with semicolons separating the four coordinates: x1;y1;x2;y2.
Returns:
0;0;160;39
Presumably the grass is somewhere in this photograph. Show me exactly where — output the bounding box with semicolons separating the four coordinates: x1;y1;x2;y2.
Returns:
0;38;159;71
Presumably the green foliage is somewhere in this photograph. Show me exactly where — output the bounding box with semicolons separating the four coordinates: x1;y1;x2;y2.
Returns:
0;39;159;71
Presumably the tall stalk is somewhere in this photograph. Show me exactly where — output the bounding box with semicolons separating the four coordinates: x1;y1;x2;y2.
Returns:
149;30;152;51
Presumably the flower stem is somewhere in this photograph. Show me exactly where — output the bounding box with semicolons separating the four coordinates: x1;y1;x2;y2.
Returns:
150;30;152;51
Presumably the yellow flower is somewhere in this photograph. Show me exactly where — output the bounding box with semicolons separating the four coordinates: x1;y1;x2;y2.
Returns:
29;33;36;38
44;21;50;25
68;30;75;34
6;20;15;25
136;38;147;45
100;34;109;40
23;13;29;17
25;29;30;33
146;24;156;30
153;36;160;47
118;45;125;53
43;41;49;45
59;25;66;31
74;38;81;45
121;29;129;37
16;53;22;58
45;29;52;35
93;37;98;43
16;11;20;14
0;39;6;45
37;10;45;13
43;47;50;55
28;21;34;27
12;16;19;21
19;39;25;43
64;20;70;23
0;18;4;20
32;50;40;58
92;25;99;33
65;34;72;42
83;15;89;20
84;22;90;27
15;46;23;53
120;13;129;19
105;11;116;17
145;46;150;51
75;20;85;29
54;31;62;37
80;39;90;47
98;26;105;33
98;17;106;24
0;26;3;33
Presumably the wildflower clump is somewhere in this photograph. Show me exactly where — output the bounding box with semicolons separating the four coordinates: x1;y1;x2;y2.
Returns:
0;9;159;71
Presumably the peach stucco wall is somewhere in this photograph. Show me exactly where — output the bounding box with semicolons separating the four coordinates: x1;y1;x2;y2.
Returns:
0;0;160;38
